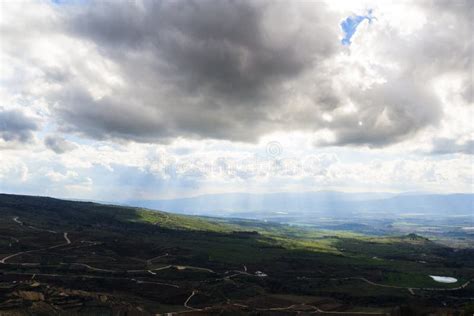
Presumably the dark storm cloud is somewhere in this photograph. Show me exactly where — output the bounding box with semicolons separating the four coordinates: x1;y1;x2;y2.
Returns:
27;0;470;146
327;74;442;147
51;0;339;142
0;109;38;143
44;135;77;154
69;1;332;101
316;0;473;147
55;87;271;142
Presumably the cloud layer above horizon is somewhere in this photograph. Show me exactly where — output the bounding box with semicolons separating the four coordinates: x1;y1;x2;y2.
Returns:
0;0;472;200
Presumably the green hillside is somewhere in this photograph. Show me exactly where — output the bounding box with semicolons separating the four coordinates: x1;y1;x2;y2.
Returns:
0;193;473;315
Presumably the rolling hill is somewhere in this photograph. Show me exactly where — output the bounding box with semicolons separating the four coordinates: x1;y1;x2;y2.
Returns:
0;193;473;315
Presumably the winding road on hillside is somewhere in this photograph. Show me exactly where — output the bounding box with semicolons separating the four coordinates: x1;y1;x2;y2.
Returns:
1;218;71;264
13;216;58;234
0;234;71;263
2;215;473;315
327;276;472;293
1;271;180;289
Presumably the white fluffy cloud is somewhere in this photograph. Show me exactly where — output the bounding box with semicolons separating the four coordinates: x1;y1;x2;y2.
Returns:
3;0;471;145
0;0;472;199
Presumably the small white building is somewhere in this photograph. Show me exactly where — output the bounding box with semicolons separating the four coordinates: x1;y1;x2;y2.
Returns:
255;271;268;277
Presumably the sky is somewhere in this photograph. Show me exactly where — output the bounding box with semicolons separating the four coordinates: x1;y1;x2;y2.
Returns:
0;0;472;201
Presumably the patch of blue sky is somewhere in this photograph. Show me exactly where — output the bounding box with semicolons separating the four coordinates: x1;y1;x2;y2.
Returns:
341;10;374;45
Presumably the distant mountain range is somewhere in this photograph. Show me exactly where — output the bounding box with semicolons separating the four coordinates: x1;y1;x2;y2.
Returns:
124;191;473;218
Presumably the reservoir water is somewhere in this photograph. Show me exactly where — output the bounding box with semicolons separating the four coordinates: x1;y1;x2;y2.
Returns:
429;275;457;283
